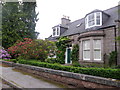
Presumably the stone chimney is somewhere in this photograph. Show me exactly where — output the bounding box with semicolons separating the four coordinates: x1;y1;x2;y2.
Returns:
61;15;71;25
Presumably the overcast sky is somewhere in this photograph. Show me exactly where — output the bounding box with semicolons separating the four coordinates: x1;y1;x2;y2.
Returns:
35;0;120;39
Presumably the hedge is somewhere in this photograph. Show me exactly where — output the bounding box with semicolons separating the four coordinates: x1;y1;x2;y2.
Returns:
4;59;120;80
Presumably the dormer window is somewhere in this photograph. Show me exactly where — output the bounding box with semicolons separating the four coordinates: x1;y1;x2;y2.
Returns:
52;27;60;37
85;12;102;29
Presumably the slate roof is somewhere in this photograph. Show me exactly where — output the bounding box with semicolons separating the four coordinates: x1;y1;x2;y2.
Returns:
61;6;118;36
45;35;58;41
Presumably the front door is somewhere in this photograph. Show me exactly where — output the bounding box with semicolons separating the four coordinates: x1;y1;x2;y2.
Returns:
65;48;71;64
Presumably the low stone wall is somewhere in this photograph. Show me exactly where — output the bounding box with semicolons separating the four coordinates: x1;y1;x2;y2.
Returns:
2;61;120;89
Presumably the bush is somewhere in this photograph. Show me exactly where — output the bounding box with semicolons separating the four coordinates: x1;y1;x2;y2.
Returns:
71;44;79;62
85;63;103;68
8;38;56;61
45;58;58;64
72;61;81;67
4;59;18;63
0;48;11;59
111;65;120;69
14;59;120;80
109;51;117;67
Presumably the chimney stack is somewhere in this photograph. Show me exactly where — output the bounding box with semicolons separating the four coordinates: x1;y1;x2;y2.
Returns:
61;15;71;25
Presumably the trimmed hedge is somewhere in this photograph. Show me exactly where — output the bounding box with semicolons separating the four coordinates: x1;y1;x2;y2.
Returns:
5;59;120;80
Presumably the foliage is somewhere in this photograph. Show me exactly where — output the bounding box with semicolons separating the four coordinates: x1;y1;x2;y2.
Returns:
111;65;120;69
55;37;70;64
72;61;81;67
8;38;56;61
71;44;79;62
108;51;117;67
35;39;56;59
7;59;120;80
4;59;17;63
22;0;39;39
45;58;58;64
0;31;1;46
2;1;39;49
0;48;11;59
72;62;103;68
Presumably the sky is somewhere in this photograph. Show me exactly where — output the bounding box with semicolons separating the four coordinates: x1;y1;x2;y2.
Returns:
35;0;120;39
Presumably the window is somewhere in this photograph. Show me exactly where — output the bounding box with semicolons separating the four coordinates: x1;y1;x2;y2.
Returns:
96;12;101;25
83;40;90;60
52;27;60;37
56;27;59;35
93;40;101;60
53;29;56;36
88;13;95;27
82;39;102;61
85;12;102;29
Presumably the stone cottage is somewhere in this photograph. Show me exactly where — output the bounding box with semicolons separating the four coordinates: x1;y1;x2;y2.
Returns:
47;5;120;65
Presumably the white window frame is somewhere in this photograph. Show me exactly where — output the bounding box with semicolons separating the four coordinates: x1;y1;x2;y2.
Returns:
93;39;101;61
85;12;102;29
53;29;56;36
83;40;90;60
52;27;60;37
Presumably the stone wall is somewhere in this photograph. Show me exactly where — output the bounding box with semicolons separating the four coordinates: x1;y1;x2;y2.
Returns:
103;27;116;56
68;34;79;45
2;61;120;89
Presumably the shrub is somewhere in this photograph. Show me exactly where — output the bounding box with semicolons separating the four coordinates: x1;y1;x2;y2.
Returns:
0;48;11;59
71;44;79;62
111;65;120;69
72;61;81;67
85;63;103;68
8;38;56;61
15;59;120;80
109;51;117;67
45;58;58;64
4;59;18;63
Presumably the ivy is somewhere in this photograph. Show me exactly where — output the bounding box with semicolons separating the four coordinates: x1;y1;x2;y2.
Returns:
55;37;70;64
71;44;79;63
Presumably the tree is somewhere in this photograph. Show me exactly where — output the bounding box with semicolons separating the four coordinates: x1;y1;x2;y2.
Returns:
22;0;39;39
2;0;39;49
2;1;23;48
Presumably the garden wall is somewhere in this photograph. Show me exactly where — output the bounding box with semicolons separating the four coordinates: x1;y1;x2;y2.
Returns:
2;61;120;89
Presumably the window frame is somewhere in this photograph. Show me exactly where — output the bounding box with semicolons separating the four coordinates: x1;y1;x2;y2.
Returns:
85;12;102;29
93;39;101;61
83;40;90;60
52;27;60;37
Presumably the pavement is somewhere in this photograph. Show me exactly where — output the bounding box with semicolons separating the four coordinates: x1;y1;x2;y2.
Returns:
0;64;67;89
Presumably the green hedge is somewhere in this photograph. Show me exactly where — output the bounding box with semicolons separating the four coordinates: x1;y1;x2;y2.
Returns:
5;59;120;80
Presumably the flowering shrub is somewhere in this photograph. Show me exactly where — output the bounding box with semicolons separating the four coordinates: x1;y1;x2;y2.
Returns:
8;38;56;61
0;48;11;59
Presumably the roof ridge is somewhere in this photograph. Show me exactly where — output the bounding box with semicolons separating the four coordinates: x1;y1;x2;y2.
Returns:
103;5;118;12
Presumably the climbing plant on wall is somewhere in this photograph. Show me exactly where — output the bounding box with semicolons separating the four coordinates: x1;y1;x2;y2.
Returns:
71;44;79;63
55;37;70;64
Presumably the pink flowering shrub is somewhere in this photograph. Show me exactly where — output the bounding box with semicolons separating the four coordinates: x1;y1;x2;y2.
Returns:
8;38;56;61
0;48;11;59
